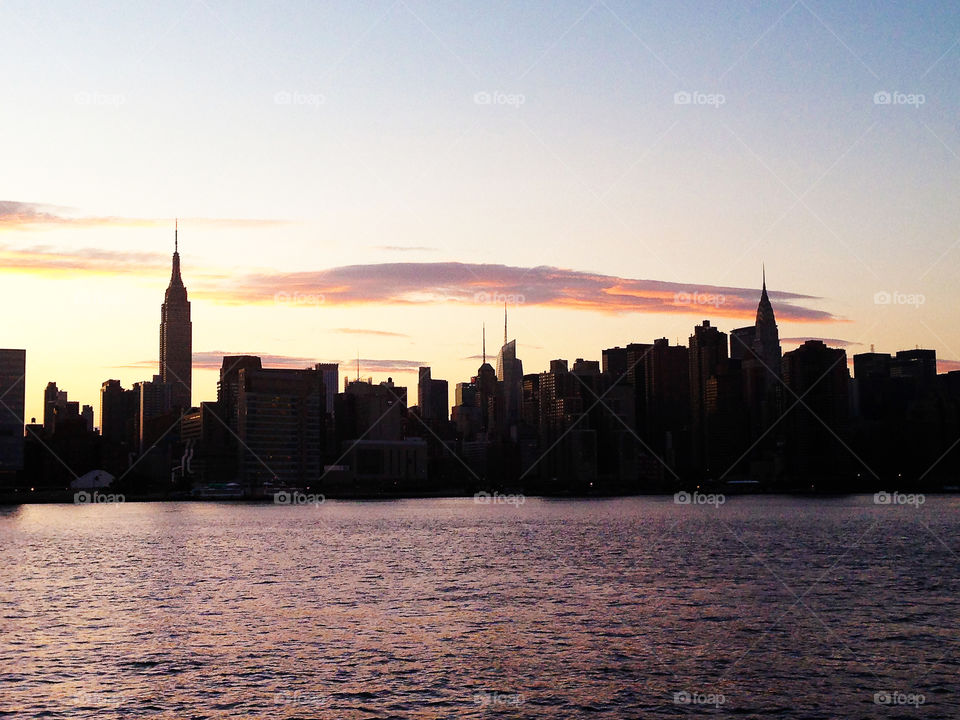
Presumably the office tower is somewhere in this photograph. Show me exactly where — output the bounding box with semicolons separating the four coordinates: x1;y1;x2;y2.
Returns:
235;365;326;486
218;355;264;428
417;367;449;424
159;221;192;411
474;325;498;437
571;358;600;376
642;338;690;470
729;326;756;361
0;349;26;475
892;349;937;383
452;381;482;440
455;381;478;408
781;340;850;479
100;380;136;445
43;381;68;433
495;309;523;440
601;346;628;379
136;375;174;453
852;352;893;421
336;377;406;443
315;363;339;416
81;405;94;433
689;320;728;470
100;379;138;474
703;359;746;475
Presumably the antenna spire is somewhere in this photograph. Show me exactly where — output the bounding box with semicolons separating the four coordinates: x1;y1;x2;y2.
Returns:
175;218;178;253
762;263;766;291
504;302;508;346
482;323;486;364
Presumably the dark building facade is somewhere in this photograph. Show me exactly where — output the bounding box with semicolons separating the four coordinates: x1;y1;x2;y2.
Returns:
159;222;192;411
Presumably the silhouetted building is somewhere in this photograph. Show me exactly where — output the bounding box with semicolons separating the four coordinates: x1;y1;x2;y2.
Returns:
160;222;192;411
417;367;449;425
233;364;326;486
782;340;849;482
100;379;138;475
729;326;757;361
601;346;628;379
43;381;68;434
316;363;339;416
689;320;728;471
0;349;26;478
496;338;524;441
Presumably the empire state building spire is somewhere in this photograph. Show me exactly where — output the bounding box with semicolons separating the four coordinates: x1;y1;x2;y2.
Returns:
160;220;192;410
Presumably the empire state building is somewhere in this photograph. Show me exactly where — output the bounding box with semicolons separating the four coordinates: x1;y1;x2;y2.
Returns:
160;221;192;410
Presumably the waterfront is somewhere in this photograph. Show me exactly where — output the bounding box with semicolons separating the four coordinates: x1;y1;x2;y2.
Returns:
1;497;957;718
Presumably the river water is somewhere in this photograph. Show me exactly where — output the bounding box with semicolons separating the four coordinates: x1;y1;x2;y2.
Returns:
1;496;957;718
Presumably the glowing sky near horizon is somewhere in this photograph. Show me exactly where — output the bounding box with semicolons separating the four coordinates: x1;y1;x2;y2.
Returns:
1;0;959;423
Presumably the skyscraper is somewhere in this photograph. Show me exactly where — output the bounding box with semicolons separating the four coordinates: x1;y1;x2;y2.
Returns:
496;308;523;440
160;221;192;411
0;349;26;476
752;267;782;373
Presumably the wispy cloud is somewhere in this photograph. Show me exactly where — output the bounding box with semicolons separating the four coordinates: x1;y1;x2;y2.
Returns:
373;245;438;252
206;262;838;322
0;200;288;231
335;328;410;338
0;237;840;323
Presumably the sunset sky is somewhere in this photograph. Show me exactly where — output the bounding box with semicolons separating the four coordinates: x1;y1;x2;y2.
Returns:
2;0;959;423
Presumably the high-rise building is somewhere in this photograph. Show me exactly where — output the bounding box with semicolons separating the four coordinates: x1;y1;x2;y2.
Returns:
316;363;339;416
0;349;26;476
81;405;94;433
43;381;68;433
235;365;326;486
495;309;523;440
781;340;850;479
160;221;192;411
689;320;728;469
417;367;449;424
752;268;782;374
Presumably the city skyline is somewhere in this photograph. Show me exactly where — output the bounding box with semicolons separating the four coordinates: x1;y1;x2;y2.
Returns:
2;0;960;423
4;225;958;427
